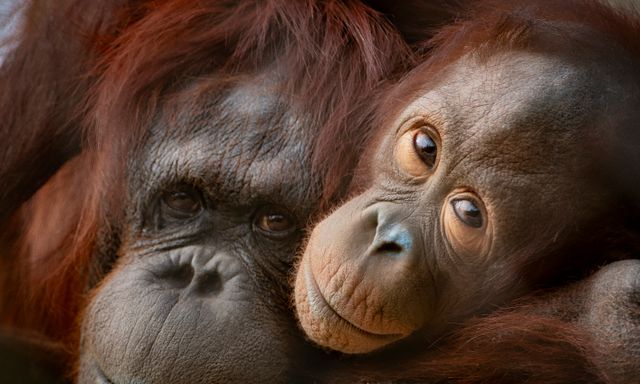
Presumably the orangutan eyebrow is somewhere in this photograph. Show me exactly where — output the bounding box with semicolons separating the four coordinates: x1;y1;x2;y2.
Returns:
392;96;451;136
140;132;310;210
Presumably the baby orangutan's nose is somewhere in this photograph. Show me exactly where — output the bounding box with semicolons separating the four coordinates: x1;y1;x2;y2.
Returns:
364;203;417;262
293;199;430;354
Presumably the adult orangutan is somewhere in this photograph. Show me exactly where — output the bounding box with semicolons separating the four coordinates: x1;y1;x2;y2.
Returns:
0;0;457;226
295;0;640;382
0;1;638;384
0;0;424;382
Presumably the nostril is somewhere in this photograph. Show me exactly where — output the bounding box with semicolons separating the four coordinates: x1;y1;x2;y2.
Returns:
369;224;413;258
376;241;403;254
193;271;223;296
159;264;195;289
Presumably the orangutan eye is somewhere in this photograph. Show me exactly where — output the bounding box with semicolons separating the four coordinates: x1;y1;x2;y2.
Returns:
395;125;440;178
161;186;203;218
442;192;490;258
254;207;296;238
413;131;437;168
452;199;483;228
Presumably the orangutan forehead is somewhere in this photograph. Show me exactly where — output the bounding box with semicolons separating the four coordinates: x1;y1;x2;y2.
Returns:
160;77;305;142
392;51;617;167
365;48;639;211
401;51;600;126
130;80;314;203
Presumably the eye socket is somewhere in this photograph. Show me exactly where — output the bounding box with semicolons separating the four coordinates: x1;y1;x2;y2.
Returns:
254;207;297;238
442;191;490;258
395;125;440;177
160;186;203;219
451;199;483;228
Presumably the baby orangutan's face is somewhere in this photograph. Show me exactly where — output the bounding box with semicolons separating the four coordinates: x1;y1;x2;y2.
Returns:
294;50;623;354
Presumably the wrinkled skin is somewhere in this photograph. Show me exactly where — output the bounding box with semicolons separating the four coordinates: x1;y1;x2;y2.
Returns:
78;81;322;383
1;1;460;382
3;0;639;383
296;45;640;354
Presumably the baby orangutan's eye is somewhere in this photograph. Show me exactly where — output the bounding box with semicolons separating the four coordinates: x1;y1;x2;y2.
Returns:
452;199;482;228
395;125;440;178
443;191;491;258
413;131;437;168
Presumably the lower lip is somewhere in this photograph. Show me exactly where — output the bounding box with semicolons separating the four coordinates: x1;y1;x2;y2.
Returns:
303;262;402;342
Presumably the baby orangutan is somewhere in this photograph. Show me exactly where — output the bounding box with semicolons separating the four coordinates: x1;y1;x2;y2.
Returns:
294;0;640;355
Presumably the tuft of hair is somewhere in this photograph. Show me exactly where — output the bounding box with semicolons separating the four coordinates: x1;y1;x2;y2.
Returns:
1;0;415;359
330;312;609;384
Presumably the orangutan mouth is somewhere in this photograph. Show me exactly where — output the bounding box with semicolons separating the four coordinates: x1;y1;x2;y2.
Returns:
303;262;402;343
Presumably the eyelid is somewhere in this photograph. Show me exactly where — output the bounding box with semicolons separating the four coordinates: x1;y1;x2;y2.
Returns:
395;109;445;136
395;116;430;139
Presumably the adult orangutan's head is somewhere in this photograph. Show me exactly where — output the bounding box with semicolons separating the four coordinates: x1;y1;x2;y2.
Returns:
0;1;413;383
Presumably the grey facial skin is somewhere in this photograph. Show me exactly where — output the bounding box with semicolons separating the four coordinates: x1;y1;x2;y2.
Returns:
78;80;320;384
295;47;640;355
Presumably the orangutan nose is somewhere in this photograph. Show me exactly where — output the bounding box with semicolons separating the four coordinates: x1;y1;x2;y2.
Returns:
153;249;228;296
158;262;223;296
364;204;415;260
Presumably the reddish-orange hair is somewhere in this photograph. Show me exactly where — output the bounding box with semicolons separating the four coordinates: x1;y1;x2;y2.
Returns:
2;0;638;382
367;0;640;142
1;0;414;354
341;1;640;382
323;311;609;383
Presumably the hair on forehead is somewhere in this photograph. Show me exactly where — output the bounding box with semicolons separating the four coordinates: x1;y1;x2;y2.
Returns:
88;0;414;210
1;0;414;343
428;0;640;65
373;0;640;142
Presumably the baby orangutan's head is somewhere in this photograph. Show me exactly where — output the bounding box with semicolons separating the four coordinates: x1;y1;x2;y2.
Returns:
295;19;640;353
